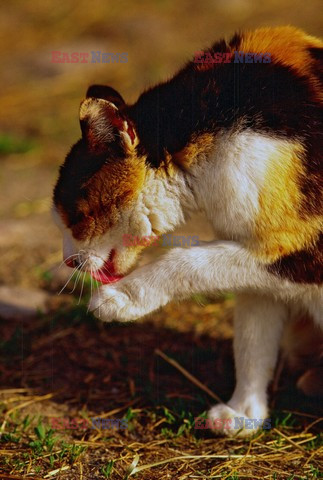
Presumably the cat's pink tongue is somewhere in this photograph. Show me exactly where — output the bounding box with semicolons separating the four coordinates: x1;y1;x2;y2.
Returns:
89;250;123;284
90;267;123;284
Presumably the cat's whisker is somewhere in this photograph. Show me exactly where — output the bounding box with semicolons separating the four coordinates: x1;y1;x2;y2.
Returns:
54;253;81;273
69;260;87;294
90;265;93;295
94;276;102;319
87;265;94;314
55;253;79;271
57;254;88;295
57;265;79;295
77;259;88;305
69;269;82;295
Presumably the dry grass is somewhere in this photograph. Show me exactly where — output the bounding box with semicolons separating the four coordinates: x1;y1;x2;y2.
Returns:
0;1;322;478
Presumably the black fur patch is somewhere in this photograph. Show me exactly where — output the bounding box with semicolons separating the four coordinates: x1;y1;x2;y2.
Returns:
128;45;322;207
53;139;123;227
267;234;323;284
126;37;322;285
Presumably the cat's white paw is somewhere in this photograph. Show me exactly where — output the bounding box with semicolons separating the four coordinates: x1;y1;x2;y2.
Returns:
89;284;135;321
207;402;270;437
88;272;168;322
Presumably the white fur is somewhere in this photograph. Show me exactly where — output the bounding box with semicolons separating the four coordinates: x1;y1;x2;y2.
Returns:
209;294;287;436
80;98;115;144
56;131;322;437
190;131;300;241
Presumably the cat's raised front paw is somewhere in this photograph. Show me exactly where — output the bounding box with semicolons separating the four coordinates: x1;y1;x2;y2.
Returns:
88;272;167;322
89;284;138;322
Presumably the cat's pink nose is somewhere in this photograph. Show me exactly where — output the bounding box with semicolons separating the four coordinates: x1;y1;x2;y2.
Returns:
65;258;75;268
64;258;80;268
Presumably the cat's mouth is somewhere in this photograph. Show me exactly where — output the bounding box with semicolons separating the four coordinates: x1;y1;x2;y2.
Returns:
89;250;123;284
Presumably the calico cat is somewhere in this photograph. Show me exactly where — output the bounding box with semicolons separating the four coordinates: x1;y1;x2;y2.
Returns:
53;26;323;436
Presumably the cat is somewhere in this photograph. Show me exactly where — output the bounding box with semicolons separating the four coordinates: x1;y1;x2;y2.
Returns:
53;26;322;436
282;314;323;398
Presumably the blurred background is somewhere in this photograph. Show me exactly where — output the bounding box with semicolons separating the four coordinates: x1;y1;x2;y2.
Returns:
0;0;322;292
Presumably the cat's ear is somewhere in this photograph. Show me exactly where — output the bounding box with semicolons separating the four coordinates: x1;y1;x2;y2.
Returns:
86;84;125;108
79;86;137;154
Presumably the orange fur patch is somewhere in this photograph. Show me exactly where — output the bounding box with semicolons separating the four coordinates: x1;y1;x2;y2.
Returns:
172;133;215;170
240;27;323;99
62;155;147;240
155;151;178;178
251;142;322;262
114;244;146;274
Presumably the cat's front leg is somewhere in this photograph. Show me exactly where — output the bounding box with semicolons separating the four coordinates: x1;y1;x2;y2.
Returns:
89;242;213;322
89;241;244;322
89;241;288;322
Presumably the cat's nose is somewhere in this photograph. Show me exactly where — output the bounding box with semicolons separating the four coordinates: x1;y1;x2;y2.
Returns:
64;257;82;268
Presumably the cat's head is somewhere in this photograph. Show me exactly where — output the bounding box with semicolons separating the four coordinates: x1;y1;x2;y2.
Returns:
53;85;156;283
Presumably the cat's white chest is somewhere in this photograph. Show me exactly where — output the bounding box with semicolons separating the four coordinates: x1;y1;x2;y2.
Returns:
192;131;285;241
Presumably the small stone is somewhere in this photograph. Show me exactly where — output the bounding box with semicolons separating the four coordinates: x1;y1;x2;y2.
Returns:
0;285;50;319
